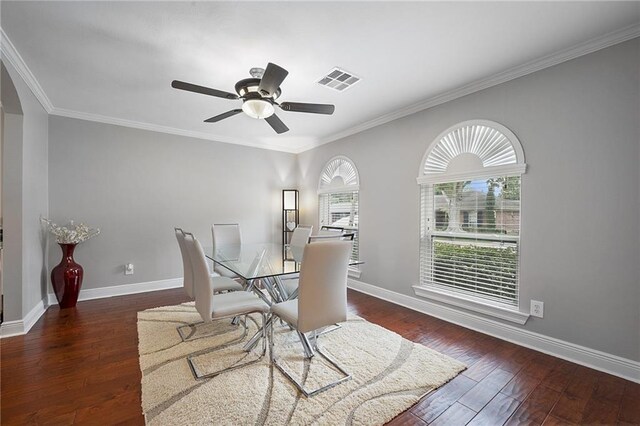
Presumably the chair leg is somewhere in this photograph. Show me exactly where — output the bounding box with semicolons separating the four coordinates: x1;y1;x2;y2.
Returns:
308;346;352;396
298;331;315;358
187;312;267;380
269;313;275;363
319;323;342;336
262;312;268;359
270;317;351;397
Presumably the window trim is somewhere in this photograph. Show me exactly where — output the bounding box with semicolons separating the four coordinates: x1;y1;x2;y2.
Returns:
412;285;530;324
318;156;361;270
417;120;528;320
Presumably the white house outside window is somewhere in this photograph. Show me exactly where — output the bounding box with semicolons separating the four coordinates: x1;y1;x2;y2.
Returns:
415;120;527;321
318;156;360;265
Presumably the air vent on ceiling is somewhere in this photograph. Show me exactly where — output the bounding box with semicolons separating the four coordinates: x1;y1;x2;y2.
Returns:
317;67;361;92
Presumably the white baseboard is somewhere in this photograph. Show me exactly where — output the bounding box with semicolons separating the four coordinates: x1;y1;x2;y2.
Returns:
1;278;183;338
47;278;183;306
0;298;47;338
348;278;640;384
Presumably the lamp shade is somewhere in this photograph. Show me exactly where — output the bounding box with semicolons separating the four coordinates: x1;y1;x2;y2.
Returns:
283;190;298;210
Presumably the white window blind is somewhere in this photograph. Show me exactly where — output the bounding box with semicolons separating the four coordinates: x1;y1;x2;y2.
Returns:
420;176;521;305
319;191;359;263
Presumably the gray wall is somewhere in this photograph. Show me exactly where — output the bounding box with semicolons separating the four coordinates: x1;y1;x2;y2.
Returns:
2;110;23;321
48;117;297;290
298;39;640;361
1;60;49;321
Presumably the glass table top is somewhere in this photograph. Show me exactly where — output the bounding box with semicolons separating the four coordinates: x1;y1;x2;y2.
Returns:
203;243;361;280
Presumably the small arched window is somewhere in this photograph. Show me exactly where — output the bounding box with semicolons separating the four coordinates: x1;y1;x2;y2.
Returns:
416;120;527;311
318;156;360;264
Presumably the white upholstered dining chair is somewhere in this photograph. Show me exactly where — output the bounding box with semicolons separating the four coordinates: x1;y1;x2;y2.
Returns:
289;224;313;247
279;227;354;301
270;239;353;397
279;225;313;299
183;233;269;379
176;228;243;296
211;223;242;279
175;228;244;341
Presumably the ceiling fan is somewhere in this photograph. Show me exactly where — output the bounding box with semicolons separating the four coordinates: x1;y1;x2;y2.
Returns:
171;63;335;134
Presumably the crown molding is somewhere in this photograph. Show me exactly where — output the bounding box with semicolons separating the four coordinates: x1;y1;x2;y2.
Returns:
0;27;54;113
309;23;640;152
50;107;302;153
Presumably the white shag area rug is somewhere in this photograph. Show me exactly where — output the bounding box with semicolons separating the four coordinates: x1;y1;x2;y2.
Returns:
137;303;465;425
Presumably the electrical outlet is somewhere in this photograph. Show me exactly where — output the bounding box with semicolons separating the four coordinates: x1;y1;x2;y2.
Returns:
125;263;134;275
530;300;544;318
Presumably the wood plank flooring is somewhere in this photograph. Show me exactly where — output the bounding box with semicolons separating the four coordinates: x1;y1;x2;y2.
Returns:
1;288;638;425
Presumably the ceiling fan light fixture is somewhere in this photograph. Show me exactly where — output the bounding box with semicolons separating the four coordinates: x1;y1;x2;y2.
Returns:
242;98;275;119
172;62;334;134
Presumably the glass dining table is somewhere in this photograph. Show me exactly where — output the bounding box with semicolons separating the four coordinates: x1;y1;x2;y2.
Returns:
203;242;362;351
204;243;306;279
203;243;306;302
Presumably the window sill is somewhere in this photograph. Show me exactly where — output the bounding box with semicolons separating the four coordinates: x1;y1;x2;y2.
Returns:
412;285;530;325
348;267;361;279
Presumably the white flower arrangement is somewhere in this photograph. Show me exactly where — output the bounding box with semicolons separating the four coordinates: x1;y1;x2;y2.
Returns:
41;218;100;244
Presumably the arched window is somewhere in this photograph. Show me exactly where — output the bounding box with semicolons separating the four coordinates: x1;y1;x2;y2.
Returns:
416;120;526;312
318;156;360;264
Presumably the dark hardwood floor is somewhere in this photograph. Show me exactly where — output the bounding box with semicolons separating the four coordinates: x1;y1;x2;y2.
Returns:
1;288;638;425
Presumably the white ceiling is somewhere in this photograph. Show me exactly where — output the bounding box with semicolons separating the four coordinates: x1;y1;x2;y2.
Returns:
2;1;639;152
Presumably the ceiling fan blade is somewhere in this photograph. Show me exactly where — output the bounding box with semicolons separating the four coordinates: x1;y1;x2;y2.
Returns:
171;80;238;100
258;63;289;97
265;114;289;134
279;102;335;115
204;109;243;123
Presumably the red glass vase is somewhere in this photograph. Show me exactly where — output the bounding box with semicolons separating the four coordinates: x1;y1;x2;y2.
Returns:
51;243;84;308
